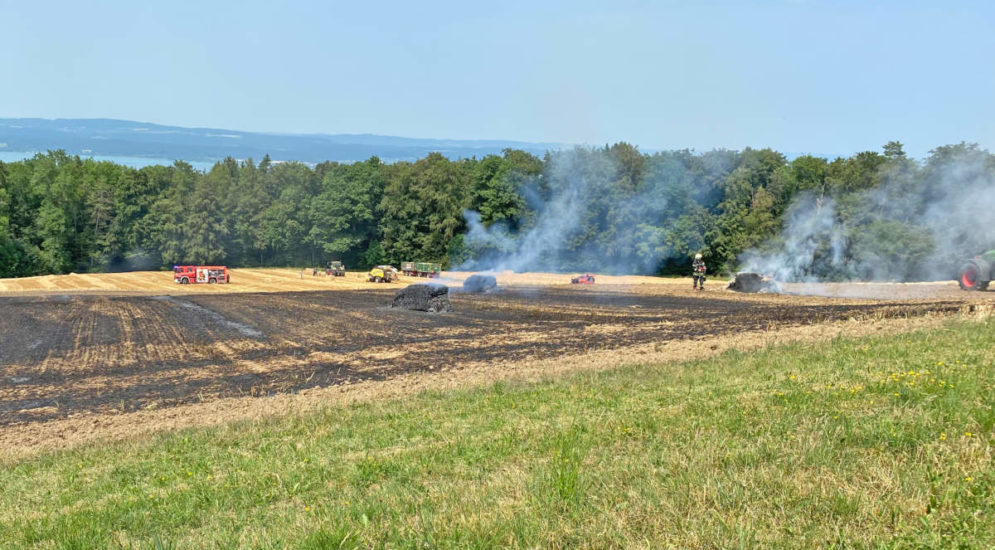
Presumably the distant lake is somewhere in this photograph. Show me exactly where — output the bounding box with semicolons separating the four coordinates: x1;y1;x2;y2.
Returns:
0;151;216;171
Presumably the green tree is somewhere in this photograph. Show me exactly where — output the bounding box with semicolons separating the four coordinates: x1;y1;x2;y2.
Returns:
711;148;787;269
380;153;473;265
179;162;232;264
0;161;9;238
145;162;196;265
826;151;886;194
883;141;906;158
468;149;542;228
308;156;384;268
260;162;316;265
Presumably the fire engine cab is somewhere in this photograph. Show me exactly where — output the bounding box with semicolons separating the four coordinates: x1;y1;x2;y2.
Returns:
173;265;230;284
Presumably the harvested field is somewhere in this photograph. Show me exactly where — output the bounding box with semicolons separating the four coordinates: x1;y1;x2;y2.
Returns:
0;267;975;300
1;269;992;453
0;268;674;296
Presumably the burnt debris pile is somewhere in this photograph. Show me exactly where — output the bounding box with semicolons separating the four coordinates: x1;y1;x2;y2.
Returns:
728;272;782;294
462;274;498;294
392;283;452;312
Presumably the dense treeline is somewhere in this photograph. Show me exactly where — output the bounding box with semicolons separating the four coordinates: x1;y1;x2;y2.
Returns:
0;142;992;279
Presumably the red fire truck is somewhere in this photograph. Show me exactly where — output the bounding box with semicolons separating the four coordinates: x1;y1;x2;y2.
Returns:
173;265;230;284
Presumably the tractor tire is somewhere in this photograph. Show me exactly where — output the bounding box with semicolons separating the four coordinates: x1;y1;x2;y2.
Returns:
209;278;217;284
958;261;986;291
180;277;190;284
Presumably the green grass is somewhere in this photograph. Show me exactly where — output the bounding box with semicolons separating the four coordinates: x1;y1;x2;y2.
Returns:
2;319;994;549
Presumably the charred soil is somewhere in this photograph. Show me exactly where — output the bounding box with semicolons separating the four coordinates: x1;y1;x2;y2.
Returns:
1;285;982;429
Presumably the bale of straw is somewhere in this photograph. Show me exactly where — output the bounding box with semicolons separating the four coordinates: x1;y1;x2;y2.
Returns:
728;272;781;293
463;274;497;293
392;283;452;312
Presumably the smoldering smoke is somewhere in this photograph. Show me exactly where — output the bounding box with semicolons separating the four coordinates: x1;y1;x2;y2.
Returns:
740;152;995;283
457;147;722;274
459;148;609;273
738;193;846;282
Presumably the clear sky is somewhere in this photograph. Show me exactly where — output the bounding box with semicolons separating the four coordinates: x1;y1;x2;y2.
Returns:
2;0;993;158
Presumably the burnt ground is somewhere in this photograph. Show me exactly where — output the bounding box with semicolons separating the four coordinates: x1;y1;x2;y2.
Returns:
0;287;974;427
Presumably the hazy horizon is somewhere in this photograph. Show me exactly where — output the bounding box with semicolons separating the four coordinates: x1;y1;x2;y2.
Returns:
2;1;994;159
0;117;859;167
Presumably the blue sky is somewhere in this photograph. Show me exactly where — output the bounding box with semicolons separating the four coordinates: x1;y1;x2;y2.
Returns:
2;0;993;158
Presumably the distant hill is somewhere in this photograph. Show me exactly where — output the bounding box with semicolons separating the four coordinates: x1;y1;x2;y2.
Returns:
0;118;565;165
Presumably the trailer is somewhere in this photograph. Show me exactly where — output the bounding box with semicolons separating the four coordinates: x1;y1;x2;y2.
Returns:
402;261;442;278
173;265;230;284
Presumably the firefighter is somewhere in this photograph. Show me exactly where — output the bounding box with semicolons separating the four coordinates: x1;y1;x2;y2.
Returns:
692;253;706;291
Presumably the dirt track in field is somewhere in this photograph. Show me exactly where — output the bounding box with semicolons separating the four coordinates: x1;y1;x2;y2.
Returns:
1;269;992;455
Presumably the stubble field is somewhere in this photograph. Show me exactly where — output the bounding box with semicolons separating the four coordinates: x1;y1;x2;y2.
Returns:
2;269;995;548
0;268;990;455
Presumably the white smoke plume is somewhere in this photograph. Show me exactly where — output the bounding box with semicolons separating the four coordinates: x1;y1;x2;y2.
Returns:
460;153;593;272
456;146;727;274
740;146;995;283
739;193;846;282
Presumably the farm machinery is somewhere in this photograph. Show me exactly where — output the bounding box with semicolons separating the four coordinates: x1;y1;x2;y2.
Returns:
329;260;346;277
402;261;441;278
957;250;995;291
571;274;596;284
368;265;399;283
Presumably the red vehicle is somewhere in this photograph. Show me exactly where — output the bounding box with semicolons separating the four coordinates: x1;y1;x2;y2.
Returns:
173;265;230;284
571;274;596;284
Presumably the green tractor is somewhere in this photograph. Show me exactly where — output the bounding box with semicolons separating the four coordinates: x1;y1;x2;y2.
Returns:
957;250;995;291
329;260;346;277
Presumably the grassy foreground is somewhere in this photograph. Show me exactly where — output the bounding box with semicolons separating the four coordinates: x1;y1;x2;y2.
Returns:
2;320;994;549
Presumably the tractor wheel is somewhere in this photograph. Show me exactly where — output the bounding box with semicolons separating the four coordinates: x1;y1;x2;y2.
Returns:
180;277;189;284
958;262;985;291
209;278;217;284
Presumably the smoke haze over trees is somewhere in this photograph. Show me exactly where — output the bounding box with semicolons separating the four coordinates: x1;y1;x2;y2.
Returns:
0;142;992;281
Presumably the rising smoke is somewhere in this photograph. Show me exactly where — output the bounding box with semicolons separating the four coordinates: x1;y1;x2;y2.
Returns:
740;146;995;283
459;144;995;283
457;146;729;274
739;193;847;282
459;147;621;272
